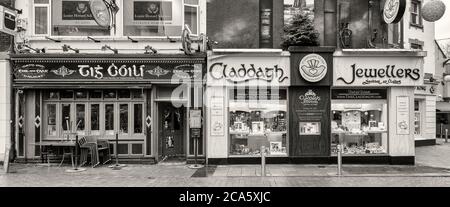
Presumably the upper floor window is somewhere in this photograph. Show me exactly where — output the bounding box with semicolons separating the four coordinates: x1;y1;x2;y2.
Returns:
410;0;423;28
33;0;200;37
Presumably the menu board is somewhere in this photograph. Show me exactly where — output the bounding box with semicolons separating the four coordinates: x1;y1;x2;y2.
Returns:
396;96;410;135
189;110;202;129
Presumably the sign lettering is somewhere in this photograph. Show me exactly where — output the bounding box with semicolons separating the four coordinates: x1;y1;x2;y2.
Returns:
209;63;288;83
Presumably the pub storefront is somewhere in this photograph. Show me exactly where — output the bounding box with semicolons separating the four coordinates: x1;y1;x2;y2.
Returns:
10;53;206;164
206;50;290;164
332;49;425;165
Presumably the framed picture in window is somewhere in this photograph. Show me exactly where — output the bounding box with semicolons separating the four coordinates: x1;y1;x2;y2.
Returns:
270;142;283;154
299;122;321;135
251;121;264;134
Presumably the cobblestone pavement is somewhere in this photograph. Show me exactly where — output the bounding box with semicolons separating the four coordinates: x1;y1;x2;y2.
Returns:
1;142;450;187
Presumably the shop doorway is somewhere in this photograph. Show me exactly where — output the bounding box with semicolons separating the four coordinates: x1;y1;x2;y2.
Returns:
157;102;186;162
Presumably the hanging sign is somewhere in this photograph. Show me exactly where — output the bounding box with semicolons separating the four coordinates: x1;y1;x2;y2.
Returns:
90;0;111;27
383;0;407;24
0;5;17;35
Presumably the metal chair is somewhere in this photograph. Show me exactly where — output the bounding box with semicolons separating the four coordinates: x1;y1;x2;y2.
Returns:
77;136;99;168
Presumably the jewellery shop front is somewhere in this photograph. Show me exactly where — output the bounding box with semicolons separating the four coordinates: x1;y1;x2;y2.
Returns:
332;50;425;165
10;53;206;163
206;50;290;164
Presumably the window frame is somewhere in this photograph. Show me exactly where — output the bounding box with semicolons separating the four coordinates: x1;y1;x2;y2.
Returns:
410;0;423;28
32;0;201;38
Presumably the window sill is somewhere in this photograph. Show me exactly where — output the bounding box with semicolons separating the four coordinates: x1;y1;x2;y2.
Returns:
27;36;183;42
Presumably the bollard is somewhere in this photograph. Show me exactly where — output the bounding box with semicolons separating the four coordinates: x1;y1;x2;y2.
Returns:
337;144;342;176
446;129;448;143
261;146;266;177
441;124;444;139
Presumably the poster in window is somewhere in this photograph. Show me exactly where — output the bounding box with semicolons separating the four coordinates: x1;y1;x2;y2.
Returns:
62;1;94;20
134;1;173;21
396;96;410;135
270;142;283;155
299;122;321;135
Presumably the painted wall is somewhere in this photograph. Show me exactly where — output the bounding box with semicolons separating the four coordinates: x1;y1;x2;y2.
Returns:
0;57;11;162
389;87;415;157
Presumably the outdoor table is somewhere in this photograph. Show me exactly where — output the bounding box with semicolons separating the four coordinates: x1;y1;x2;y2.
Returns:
35;141;78;168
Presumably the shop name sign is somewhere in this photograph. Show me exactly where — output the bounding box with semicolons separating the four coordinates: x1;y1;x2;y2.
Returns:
209;63;288;84
335;64;422;86
14;63;201;80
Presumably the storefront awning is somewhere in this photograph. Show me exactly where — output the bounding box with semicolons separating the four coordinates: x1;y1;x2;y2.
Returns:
437;102;450;112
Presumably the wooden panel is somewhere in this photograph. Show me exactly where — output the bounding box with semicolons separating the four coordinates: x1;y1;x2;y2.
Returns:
388;87;415;156
146;89;152;155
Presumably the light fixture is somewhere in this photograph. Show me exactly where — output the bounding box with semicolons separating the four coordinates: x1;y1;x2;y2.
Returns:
144;45;157;54
127;36;138;43
45;36;61;43
101;45;118;54
62;44;80;53
87;36;101;43
167;36;176;43
20;44;46;53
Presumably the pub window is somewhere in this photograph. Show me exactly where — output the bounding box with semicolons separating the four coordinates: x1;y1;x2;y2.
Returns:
61;103;72;131
75;90;88;99
90;104;100;135
60;90;74;99
45;91;60;100
123;0;200;37
33;0;50;35
410;0;423;28
76;104;86;135
104;90;117;99
89;90;102;99
46;104;57;136
134;104;143;134
118;90;131;99
105;104;115;135
119;104;129;134
131;89;144;99
50;0;110;36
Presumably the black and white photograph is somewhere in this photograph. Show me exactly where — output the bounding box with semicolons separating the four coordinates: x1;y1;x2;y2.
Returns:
1;0;450;204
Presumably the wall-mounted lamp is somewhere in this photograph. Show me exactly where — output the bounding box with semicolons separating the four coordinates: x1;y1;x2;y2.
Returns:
20;44;46;53
62;44;80;53
45;36;61;43
102;45;118;54
87;36;101;43
144;45;157;54
127;36;138;43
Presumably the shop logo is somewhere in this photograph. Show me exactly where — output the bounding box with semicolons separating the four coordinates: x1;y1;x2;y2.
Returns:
299;54;327;83
209;62;288;83
16;64;48;79
147;3;160;14
337;64;421;85
383;0;406;24
76;2;89;14
299;90;321;105
53;66;76;77
147;66;170;77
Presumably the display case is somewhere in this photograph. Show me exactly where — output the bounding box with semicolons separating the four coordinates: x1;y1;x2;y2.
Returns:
331;101;388;155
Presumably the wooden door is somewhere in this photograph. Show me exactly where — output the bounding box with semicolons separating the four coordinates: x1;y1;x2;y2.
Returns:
158;102;185;159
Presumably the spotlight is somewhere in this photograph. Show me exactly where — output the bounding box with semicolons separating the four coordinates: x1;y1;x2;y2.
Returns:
101;45;118;54
62;44;80;53
144;45;158;54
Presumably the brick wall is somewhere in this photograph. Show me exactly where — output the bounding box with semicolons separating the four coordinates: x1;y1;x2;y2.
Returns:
0;0;14;52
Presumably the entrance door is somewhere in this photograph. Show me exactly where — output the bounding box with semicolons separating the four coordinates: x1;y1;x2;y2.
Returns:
158;102;185;160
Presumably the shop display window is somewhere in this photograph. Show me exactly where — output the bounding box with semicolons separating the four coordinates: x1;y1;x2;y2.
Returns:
331;101;388;155
229;89;287;156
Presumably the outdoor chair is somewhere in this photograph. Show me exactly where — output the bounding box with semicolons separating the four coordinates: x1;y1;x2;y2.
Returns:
77;136;100;168
79;136;112;167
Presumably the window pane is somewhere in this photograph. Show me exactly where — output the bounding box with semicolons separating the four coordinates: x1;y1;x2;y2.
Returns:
51;0;110;36
415;112;421;135
184;6;198;35
89;90;102;99
91;104;100;132
35;7;48;35
35;0;49;3
132;89;144;99
118;90;131;99
105;104;114;134
120;104;129;134
75;90;87;99
47;104;57;136
134;104;143;134
104;90;117;99
62;104;71;131
76;104;86;134
60;90;74;99
45;91;59;100
184;0;199;5
123;0;182;36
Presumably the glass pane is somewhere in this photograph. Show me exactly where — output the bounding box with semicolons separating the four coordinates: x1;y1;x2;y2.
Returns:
123;0;182;36
134;104;143;134
76;104;86;134
45;91;59;100
91;104;100;132
35;0;49;3
105;104;114;135
118;90;131;99
51;0;110;36
62;104;71;131
47;104;57;136
90;90;102;99
60;90;74;99
75;90;87;99
184;0;199;5
104;90;117;99
229;89;288;156
120;104;129;134
331;102;388;155
35;7;48;35
415;112;421;135
132;89;144;99
184;6;198;35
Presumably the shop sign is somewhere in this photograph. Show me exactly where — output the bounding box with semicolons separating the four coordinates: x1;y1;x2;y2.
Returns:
14;63;202;81
62;1;94;20
189;110;202;129
396;96;410;135
299;54;328;83
415;85;436;95
334;56;423;87
299;90;321;106
134;1;173;21
332;89;387;100
383;0;406;24
209;62;288;84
